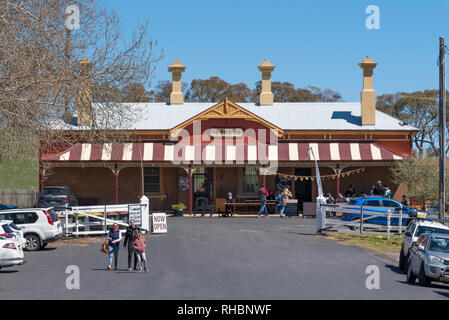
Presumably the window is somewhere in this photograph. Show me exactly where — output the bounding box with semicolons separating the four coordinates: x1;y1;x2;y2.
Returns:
365;200;381;207
382;200;400;208
144;167;160;194
9;212;38;225
415;226;449;238
242;167;258;194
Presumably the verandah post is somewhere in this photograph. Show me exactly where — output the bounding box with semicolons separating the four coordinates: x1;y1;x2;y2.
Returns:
188;165;193;215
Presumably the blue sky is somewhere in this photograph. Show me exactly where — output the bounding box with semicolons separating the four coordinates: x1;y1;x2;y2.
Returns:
100;0;449;101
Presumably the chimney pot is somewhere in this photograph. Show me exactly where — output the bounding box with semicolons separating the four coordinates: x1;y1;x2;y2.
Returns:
77;57;93;126
257;59;275;105
359;56;378;126
168;60;186;104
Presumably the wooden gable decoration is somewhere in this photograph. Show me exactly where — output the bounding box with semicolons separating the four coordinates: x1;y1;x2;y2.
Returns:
169;98;284;137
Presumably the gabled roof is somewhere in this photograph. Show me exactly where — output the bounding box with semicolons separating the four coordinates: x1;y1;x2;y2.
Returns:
51;100;418;132
169;98;284;137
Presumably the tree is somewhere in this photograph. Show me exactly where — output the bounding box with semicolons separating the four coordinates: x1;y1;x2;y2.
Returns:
0;0;162;168
185;77;231;102
122;83;151;102
391;157;449;209
376;90;449;158
306;86;342;102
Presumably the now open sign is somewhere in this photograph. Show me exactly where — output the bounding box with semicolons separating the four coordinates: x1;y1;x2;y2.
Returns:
152;213;167;233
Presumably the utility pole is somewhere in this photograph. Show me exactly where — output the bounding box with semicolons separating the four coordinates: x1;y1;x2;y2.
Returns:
438;37;446;220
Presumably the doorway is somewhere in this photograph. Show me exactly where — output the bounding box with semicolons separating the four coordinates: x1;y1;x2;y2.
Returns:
295;168;312;212
193;167;213;202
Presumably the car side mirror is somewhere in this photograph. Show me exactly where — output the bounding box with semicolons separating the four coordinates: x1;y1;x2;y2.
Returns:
417;244;425;251
404;231;411;237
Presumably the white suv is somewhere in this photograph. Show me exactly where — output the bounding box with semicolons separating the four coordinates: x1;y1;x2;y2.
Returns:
0;208;63;251
0;235;25;269
399;218;449;272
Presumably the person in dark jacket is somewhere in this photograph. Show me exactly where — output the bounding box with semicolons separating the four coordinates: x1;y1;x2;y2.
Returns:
257;184;269;218
224;192;234;217
373;180;384;196
123;219;140;272
106;223;122;271
344;184;356;198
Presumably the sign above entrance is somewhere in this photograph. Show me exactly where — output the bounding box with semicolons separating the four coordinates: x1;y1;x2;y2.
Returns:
209;128;244;138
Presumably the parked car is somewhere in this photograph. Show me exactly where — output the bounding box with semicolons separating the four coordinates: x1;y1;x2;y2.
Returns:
399;219;449;272
0;208;63;251
0;235;25;269
0;220;26;247
340;196;422;227
0;203;18;210
36;186;78;209
406;233;449;286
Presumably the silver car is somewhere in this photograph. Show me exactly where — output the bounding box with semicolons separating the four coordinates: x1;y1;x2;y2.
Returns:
406;232;449;286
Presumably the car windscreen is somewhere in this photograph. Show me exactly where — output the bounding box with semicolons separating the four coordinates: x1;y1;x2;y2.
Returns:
1;224;14;234
47;208;59;221
428;237;449;253
415;226;449;238
40;188;67;196
8;222;20;231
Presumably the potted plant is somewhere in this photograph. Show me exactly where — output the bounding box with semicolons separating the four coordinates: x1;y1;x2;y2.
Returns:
172;203;187;217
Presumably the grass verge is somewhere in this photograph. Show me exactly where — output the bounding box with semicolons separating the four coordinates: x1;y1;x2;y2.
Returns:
325;232;403;253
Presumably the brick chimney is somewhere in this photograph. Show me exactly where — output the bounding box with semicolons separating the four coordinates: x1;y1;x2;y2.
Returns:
168;60;186;104
257;59;275;106
358;56;378;126
77;57;93;126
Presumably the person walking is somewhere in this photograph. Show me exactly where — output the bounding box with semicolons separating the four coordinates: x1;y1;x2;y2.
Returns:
123;219;139;272
279;188;293;218
257;184;269;218
274;191;282;215
106;223;121;271
132;230;149;273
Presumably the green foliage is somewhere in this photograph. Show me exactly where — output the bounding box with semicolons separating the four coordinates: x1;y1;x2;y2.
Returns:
391;157;449;206
377;90;449;158
172;203;187;210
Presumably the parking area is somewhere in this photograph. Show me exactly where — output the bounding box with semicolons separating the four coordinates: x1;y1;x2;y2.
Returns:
1;217;449;300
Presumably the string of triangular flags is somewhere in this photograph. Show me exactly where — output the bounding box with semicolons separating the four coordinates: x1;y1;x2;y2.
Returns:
276;168;365;182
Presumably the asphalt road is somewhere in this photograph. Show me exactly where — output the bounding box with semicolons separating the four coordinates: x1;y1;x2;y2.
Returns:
1;217;449;300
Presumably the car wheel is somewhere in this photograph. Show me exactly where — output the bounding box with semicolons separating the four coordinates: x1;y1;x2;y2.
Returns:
25;234;41;251
406;260;416;283
418;263;432;287
399;247;406;272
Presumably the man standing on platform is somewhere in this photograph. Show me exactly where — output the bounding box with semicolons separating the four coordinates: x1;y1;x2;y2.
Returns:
257;184;269;218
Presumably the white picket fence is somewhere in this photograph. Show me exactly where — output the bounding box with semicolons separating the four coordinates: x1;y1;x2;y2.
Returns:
58;203;148;237
316;199;406;239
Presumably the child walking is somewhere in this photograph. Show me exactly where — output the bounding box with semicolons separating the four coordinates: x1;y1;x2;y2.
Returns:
132;230;149;273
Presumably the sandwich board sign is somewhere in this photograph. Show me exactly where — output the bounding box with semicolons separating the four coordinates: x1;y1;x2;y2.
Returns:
128;204;142;226
152;213;167;233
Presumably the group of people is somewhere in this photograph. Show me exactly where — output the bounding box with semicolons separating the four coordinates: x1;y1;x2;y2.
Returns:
324;180;398;205
106;220;149;273
223;185;294;218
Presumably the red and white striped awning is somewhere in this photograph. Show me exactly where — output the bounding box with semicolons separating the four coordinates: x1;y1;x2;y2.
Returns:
42;142;403;163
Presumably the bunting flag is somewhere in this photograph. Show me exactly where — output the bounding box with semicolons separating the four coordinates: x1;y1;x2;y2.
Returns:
276;168;365;181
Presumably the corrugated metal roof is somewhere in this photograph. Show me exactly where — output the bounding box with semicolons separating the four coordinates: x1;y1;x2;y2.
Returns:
52;102;417;131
